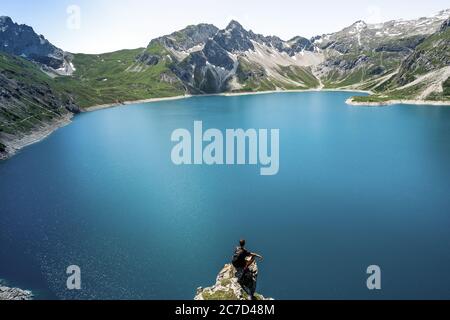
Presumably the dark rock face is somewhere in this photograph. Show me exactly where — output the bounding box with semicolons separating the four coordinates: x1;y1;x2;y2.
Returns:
203;39;235;70
287;36;315;54
213;20;255;53
136;52;160;65
170;50;227;94
170;52;205;85
321;41;351;54
0;16;68;69
375;36;426;53
441;18;450;32
322;54;370;71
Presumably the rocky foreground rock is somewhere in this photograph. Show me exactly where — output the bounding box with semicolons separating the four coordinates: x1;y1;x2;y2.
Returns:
0;285;33;300
195;264;272;301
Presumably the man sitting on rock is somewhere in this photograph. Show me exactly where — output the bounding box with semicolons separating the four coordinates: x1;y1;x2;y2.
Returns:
232;239;263;300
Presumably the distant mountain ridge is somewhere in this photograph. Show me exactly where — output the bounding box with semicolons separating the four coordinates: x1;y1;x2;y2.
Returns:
0;16;74;75
130;10;449;95
1;9;450;158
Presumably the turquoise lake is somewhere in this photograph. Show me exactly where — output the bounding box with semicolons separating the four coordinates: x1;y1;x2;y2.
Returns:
1;91;450;299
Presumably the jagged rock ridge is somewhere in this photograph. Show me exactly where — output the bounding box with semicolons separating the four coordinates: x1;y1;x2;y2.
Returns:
133;9;449;95
0;16;74;75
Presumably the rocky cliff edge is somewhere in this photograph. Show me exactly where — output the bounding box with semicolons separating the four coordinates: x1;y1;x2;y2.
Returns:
195;263;272;301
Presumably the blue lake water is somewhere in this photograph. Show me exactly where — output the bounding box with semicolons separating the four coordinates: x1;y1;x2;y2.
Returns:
1;91;450;300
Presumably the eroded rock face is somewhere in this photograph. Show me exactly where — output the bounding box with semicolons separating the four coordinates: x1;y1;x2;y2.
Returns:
195;264;272;301
213;21;255;53
0;16;70;70
0;285;33;300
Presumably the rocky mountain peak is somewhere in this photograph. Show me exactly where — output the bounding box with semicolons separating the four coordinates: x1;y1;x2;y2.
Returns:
353;20;367;26
348;20;368;32
226;20;245;31
0;16;13;26
0;16;71;71
214;20;254;52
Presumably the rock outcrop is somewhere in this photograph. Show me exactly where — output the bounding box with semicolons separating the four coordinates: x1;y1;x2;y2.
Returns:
0;284;33;300
195;264;272;301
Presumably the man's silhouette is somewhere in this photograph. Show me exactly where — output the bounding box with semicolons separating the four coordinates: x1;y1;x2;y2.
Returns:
232;239;263;300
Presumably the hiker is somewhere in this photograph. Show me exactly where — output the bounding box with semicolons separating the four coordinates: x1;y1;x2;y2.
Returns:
232;239;263;300
232;239;263;270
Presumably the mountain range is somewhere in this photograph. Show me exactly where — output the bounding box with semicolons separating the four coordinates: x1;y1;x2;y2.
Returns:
1;9;449;158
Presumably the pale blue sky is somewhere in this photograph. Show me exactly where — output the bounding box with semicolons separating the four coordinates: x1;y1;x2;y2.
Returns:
1;0;449;53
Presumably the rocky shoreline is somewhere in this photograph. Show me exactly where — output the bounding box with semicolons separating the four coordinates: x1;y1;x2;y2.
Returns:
0;113;73;161
0;284;33;300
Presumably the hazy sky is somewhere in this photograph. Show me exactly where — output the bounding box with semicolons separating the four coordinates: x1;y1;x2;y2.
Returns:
1;0;449;53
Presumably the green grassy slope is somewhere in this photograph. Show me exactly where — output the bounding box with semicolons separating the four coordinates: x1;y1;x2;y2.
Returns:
55;48;185;108
348;25;450;103
0;48;187;155
0;53;76;139
235;58;320;92
321;50;402;90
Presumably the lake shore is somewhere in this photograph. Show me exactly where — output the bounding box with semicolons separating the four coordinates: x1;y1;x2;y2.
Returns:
346;97;450;106
0;113;73;161
84;95;194;112
1;89;447;161
84;89;374;112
